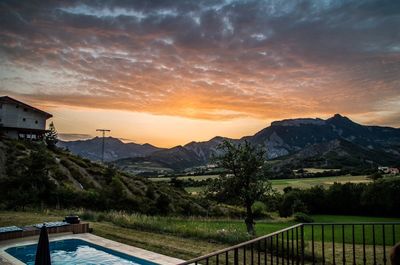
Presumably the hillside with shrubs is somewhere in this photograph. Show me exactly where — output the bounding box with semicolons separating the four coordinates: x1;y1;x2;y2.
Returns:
0;138;215;216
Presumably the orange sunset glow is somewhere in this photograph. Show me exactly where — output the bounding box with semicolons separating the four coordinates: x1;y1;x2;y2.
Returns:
1;1;399;147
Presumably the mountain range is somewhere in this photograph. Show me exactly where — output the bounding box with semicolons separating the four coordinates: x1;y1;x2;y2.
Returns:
58;114;400;173
57;136;162;162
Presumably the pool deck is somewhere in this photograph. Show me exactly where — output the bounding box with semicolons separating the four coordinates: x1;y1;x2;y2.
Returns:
0;233;184;265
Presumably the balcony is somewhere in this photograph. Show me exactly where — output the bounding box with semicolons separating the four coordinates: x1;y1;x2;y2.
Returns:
179;222;400;265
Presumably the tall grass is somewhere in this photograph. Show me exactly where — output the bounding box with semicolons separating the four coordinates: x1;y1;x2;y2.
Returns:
20;209;398;246
77;210;252;244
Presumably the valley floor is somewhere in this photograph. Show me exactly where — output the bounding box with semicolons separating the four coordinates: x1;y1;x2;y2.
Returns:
181;174;372;194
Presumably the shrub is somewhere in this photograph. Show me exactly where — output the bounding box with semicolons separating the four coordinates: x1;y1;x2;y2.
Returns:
155;193;171;215
279;192;298;217
53;168;69;182
294;212;314;223
291;199;308;214
368;172;383;181
68;155;89;168
79;210;98;221
252;201;267;218
15;142;26;151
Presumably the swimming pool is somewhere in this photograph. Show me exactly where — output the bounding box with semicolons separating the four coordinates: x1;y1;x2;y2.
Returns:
5;238;159;265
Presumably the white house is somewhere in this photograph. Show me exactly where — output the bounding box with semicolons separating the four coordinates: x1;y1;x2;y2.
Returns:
0;96;53;140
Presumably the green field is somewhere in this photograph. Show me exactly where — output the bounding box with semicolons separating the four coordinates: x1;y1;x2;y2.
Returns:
149;174;220;182
180;174;372;194
298;168;341;174
270;175;370;192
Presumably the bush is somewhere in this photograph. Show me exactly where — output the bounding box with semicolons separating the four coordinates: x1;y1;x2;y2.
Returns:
79;210;98;221
368;172;383;181
294;212;314;223
252;201;267;218
68;155;88;168
53;168;69;182
15;142;26;151
291;199;308;214
279;192;298;217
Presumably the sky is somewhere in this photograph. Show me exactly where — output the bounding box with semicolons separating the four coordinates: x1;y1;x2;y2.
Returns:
0;0;400;147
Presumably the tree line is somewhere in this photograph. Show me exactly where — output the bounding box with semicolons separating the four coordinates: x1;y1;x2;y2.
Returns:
272;177;400;217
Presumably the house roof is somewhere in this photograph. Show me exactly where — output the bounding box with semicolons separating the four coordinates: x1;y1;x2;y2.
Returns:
0;96;53;119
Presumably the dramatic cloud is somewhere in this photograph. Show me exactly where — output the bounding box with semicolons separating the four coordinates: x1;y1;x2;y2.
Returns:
1;0;400;126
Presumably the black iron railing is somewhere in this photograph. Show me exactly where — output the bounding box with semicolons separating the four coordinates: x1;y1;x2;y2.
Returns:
178;222;400;265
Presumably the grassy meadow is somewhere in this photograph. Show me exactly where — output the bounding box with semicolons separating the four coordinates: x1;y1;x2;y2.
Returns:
270;174;370;192
173;173;372;194
149;174;220;182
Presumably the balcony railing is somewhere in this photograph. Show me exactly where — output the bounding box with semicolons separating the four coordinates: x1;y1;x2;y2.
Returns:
178;222;400;265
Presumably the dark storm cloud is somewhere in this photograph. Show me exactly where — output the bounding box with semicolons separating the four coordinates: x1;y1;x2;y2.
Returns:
0;0;400;125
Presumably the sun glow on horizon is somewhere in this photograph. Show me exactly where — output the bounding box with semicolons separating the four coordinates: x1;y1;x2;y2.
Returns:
47;106;272;147
1;0;399;144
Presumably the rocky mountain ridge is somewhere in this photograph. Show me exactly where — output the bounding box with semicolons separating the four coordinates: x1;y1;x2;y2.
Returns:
60;114;400;172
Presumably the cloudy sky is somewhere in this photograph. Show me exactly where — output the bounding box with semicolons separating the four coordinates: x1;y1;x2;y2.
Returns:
1;0;399;147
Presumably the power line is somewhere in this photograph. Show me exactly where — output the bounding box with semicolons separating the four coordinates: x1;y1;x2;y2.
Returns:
96;129;111;163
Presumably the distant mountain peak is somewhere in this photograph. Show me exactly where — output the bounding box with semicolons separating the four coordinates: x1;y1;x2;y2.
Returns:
327;113;356;125
210;136;225;141
271;117;326;127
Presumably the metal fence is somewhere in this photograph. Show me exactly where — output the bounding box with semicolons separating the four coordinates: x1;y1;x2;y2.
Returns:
178;222;400;265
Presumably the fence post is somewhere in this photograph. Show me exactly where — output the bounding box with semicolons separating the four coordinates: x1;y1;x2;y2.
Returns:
301;225;305;265
234;248;239;265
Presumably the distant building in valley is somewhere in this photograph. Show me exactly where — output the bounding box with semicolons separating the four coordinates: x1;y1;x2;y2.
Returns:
378;166;400;175
378;166;389;173
0;96;53;140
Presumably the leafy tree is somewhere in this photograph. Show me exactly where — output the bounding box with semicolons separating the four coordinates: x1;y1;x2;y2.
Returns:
28;147;56;207
209;140;271;235
170;176;184;189
45;122;58;149
101;176;127;209
156;193;171;215
279;191;299;217
104;164;117;184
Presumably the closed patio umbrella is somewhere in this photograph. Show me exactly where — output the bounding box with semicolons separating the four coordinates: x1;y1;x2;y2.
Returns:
35;224;51;265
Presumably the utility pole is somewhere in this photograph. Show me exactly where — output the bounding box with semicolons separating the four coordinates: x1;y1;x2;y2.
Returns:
96;129;111;163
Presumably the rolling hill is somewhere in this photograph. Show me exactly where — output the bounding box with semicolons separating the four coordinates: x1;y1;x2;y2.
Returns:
0;137;205;215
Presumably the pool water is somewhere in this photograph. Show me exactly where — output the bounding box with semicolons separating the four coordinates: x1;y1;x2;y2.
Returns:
5;239;158;265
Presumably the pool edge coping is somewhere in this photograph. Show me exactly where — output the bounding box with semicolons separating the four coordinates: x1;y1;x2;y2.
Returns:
0;233;184;265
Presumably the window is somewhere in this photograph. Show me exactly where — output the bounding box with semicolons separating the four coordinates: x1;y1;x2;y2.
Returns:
16;105;19;108
23;108;28;112
23;118;26;122
0;103;2;109
35;120;38;124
